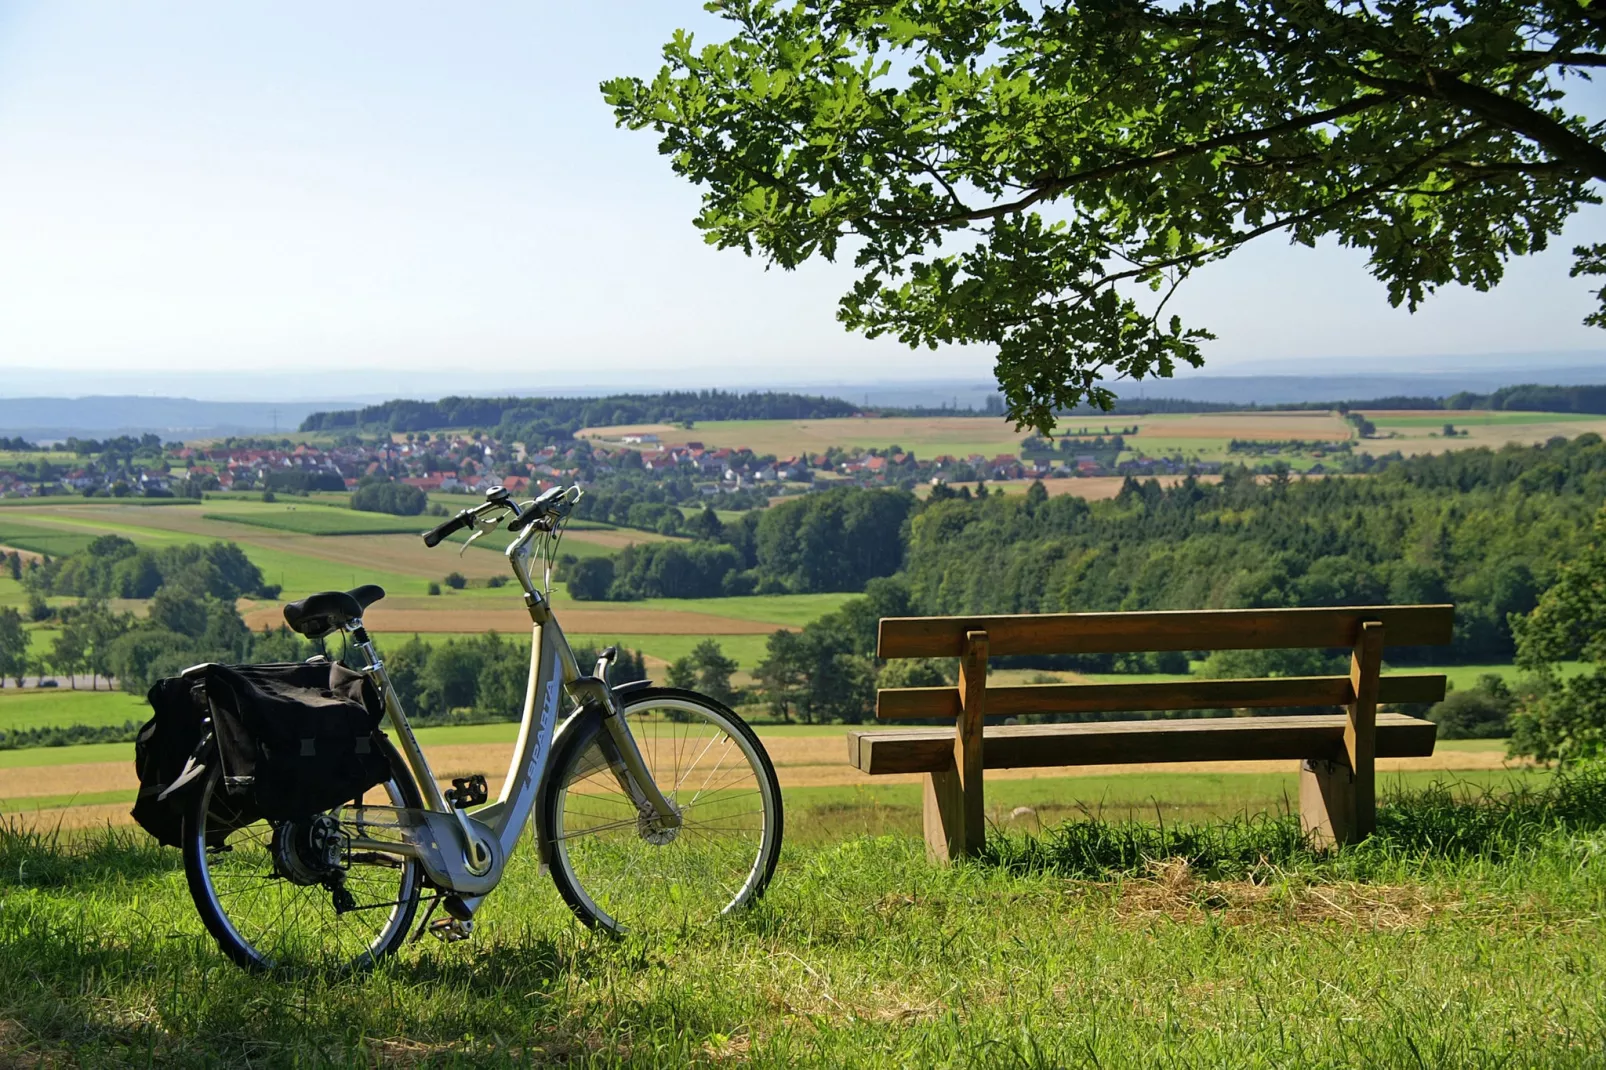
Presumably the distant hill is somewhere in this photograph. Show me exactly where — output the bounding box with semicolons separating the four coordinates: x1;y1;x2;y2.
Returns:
0;397;337;441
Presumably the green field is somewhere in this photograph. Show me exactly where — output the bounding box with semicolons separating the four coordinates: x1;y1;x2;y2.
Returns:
1369;411;1606;428
0;689;145;731
0;517;98;556
201;508;428;536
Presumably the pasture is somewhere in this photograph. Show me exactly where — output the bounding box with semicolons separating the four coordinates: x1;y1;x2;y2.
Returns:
1357;409;1606;456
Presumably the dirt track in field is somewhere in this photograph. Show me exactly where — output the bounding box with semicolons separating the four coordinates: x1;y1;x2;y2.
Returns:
0;734;1535;830
0;544;44;563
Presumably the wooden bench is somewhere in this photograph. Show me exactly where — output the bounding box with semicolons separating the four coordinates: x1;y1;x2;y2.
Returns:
848;605;1454;861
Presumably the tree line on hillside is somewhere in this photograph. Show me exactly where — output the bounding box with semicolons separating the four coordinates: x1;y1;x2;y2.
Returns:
900;437;1606;665
298;390;860;437
564;487;914;600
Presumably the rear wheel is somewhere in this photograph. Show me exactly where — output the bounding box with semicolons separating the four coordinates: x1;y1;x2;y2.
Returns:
182;736;424;971
541;688;783;935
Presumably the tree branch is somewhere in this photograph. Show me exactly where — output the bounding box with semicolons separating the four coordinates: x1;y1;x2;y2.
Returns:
887;93;1402;228
1059;140;1474;304
1348;69;1606;182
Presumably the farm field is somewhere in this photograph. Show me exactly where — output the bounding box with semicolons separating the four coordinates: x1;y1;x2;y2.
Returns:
1356;408;1606;456
0;725;1532;832
579;411;1356;460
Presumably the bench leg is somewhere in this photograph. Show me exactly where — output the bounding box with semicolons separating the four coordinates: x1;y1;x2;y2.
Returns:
1300;758;1358;847
923;764;967;863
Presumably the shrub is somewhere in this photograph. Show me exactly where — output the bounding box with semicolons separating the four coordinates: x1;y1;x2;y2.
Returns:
427;582;441;596
351;481;427;516
443;572;467;591
1429;675;1515;739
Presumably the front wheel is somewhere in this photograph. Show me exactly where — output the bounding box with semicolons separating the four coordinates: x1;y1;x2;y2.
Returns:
540;688;783;935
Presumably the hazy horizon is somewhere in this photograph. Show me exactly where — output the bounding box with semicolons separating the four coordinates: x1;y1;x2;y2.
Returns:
1;3;1604;390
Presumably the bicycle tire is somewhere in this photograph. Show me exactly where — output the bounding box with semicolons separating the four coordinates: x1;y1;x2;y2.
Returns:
182;734;425;971
540;687;783;935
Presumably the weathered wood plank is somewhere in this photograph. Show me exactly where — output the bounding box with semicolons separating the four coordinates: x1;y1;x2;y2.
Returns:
923;764;964;864
1346;621;1384;839
877;605;1454;659
952;631;988;859
1300;758;1357;848
847;713;1438;775
876;674;1449;720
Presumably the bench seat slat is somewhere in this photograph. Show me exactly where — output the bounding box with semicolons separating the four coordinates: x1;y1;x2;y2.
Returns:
877;605;1454;659
848;713;1438;775
876;674;1447;720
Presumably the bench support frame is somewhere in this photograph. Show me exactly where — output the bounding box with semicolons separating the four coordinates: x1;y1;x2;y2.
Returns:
870;609;1430;862
926;630;989;861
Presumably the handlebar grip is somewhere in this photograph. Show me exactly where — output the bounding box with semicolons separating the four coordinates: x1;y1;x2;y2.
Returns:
422;512;472;548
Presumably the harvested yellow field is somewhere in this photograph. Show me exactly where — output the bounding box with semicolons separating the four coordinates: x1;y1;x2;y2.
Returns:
0;733;1533;831
578;411;1353;459
916;475;1225;501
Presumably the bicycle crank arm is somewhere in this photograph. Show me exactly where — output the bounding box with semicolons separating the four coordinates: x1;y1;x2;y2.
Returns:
346;806;505;897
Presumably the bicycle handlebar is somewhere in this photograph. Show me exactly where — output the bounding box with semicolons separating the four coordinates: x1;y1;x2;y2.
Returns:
422;511;473;548
421;485;581;548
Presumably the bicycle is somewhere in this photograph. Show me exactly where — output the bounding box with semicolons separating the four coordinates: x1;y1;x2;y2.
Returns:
179;484;784;971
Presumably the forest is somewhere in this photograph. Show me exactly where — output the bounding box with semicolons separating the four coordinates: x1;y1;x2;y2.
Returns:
568;436;1605;667
298;390;859;436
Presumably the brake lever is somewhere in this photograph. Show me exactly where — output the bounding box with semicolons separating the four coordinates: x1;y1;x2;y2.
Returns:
458;510;506;557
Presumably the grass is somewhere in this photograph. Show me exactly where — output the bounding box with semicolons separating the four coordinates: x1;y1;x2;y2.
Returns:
0;769;1603;1065
0;689;147;731
0;518;98;556
201;509;429;536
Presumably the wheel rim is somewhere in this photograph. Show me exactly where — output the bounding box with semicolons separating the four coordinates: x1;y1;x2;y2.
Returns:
552;696;778;934
192;770;419;969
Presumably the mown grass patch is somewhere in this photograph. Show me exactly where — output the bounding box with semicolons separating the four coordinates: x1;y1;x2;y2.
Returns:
0;772;1603;1066
0;518;97;557
0;688;147;731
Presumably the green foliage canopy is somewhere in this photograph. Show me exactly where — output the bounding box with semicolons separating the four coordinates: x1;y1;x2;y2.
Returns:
606;0;1606;431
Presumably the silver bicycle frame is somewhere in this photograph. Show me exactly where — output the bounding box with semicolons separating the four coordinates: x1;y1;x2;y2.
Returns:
341;493;676;912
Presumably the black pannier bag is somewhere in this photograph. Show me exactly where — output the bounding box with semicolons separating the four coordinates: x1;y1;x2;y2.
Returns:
132;660;392;845
133;674;214;847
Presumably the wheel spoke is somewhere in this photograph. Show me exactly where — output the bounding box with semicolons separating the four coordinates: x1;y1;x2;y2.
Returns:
551;695;780;936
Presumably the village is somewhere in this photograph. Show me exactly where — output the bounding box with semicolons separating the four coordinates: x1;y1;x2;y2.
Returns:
0;426;1227;501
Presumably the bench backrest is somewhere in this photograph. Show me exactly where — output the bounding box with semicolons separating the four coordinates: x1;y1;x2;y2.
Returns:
875;605;1454;721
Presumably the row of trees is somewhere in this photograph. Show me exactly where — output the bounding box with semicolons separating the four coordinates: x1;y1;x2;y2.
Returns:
22;535;279;602
300;390;859;439
381;634;647;723
350;479;428;516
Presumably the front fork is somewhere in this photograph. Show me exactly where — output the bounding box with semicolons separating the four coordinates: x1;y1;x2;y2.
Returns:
582;650;680;828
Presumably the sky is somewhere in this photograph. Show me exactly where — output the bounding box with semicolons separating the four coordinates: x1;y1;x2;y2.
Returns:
0;1;1602;399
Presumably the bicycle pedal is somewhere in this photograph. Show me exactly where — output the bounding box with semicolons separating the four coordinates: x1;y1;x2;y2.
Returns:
428;916;474;943
445;774;488;808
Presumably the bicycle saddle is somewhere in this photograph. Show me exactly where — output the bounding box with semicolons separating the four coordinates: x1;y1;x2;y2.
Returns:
283;584;386;638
